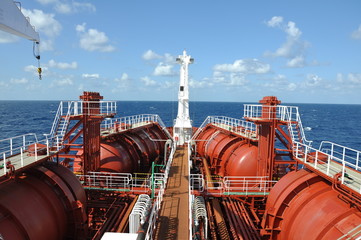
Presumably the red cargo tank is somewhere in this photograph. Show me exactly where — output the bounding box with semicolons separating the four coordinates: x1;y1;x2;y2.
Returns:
100;142;135;173
262;169;361;239
99;124;167;173
0;163;87;240
224;143;258;176
195;125;258;177
195;125;219;157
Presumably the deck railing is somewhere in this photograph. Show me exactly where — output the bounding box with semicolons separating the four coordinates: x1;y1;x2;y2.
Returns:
49;100;117;148
192;116;258;140
57;100;117;117
0;133;51;176
77;172;166;193
294;141;361;193
101;114;172;139
244;104;312;146
189;174;277;196
145;141;176;240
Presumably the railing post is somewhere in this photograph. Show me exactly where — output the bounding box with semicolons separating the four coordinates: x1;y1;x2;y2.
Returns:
74;101;78;115
35;143;38;161
20;147;24;167
46;138;50;156
341;161;345;184
314;151;318;169
3;153;6;175
10;138;13;156
326;155;331;176
331;143;334;160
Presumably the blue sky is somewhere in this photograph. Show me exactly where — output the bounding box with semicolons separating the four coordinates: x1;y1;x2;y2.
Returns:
0;0;361;103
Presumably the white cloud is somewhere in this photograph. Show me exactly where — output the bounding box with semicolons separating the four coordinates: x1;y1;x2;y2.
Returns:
266;16;283;27
39;39;55;51
213;59;270;74
118;73;129;81
55;3;72;14
351;25;361;40
0;32;19;43
10;78;28;84
37;0;57;4
82;73;100;79
0;81;9;88
48;59;77;69
287;56;305;68
114;73;131;89
37;0;96;14
21;9;62;38
189;79;213;88
229;73;248;86
141;76;157;86
52;78;73;86
210;71;248;87
24;65;38;72
213;71;226;83
305;74;322;87
348;73;361;84
287;83;297;91
164;53;175;63
142;50;175;63
265;16;308;68
338;73;361;85
142;50;162;60
153;62;175;76
76;23;115;52
286;21;302;38
21;8;62;51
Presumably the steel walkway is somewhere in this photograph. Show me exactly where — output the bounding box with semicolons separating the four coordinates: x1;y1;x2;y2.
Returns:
153;146;190;240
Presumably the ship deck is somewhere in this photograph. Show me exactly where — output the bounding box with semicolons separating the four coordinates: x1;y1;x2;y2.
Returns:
153;146;190;240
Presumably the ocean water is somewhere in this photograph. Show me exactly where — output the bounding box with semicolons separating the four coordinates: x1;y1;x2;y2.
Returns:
0;101;360;151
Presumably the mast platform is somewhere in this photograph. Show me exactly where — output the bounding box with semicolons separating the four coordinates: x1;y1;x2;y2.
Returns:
153;146;190;240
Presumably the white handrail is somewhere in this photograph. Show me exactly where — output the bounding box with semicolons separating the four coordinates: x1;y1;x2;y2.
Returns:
101;114;172;139
189;174;277;195
243;104;312;146
192;116;258;140
0;135;51;177
294;140;361;193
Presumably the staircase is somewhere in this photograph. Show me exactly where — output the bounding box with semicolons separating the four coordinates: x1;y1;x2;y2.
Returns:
284;107;312;151
49;101;72;150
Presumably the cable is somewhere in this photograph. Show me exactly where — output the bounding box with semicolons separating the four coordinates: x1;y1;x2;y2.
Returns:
33;41;42;80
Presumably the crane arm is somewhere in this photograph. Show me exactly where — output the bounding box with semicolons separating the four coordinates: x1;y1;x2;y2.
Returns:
0;0;40;42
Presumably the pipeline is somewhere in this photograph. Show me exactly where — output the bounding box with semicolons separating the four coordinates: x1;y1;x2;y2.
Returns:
221;198;242;240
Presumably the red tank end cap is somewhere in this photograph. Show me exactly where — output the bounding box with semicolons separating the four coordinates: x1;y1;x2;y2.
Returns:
79;91;104;101
259;96;281;106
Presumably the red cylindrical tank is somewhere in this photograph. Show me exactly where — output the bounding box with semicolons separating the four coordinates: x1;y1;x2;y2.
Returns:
100;142;135;173
99;123;167;173
0;163;87;240
262;169;361;239
224;144;258;176
195;125;258;177
195;125;219;157
204;131;231;166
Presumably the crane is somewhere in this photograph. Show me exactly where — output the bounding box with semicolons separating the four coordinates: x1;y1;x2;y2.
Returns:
0;0;42;79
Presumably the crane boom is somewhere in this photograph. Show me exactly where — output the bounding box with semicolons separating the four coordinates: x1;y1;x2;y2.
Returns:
0;0;39;42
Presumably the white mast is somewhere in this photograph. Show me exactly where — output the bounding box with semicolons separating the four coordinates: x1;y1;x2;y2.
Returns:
173;50;193;146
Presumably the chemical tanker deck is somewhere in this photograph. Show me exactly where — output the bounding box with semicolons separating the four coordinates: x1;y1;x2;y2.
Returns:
1;1;361;239
1;56;360;240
